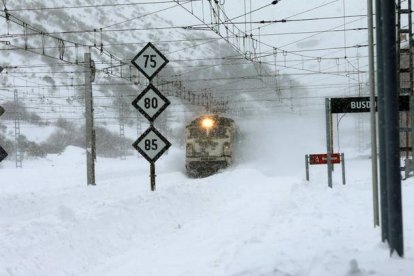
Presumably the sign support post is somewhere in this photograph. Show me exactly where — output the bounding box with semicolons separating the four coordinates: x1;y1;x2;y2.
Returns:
367;0;380;227
305;154;309;181
150;162;156;191
382;0;404;257
375;0;389;243
341;153;346;185
325;98;333;188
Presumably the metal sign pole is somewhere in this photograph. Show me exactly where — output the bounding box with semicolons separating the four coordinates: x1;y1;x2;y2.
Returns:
325;98;333;188
375;0;389;243
367;0;380;227
150;162;156;191
341;153;346;185
305;155;309;181
382;0;404;257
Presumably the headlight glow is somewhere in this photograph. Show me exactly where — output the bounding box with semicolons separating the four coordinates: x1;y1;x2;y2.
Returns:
201;117;215;129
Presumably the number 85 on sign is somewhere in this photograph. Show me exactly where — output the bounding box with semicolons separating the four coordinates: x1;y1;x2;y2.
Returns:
133;126;171;163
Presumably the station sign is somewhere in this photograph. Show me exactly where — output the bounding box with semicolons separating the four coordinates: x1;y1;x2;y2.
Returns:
309;153;341;165
305;153;346;185
330;95;409;113
131;42;169;81
132;126;171;163
132;83;170;122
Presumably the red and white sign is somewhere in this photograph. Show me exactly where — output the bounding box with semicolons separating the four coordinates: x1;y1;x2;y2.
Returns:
309;153;341;165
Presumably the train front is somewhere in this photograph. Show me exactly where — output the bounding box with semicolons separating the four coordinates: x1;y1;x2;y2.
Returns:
185;115;234;177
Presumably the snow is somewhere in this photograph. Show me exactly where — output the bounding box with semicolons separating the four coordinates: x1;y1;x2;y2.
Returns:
1;111;413;276
1;1;413;275
18;123;59;143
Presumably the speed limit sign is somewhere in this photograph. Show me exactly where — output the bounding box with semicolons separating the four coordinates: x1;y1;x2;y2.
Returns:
131;42;169;81
132;83;170;122
133;126;171;163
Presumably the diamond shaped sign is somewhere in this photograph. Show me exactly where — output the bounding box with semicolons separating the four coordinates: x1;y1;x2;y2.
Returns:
133;126;171;163
0;145;7;162
0;105;6;162
131;42;169;81
132;83;170;122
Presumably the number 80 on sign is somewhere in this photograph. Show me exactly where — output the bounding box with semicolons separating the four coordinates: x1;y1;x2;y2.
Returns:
133;126;171;163
132;83;170;122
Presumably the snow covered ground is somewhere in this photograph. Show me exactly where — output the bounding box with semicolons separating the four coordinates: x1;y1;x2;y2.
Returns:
1;0;411;275
1;111;413;276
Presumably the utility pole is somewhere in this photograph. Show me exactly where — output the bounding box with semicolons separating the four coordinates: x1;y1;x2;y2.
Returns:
381;0;404;257
118;94;126;160
13;89;22;168
367;0;379;227
375;0;389;243
325;98;333;188
84;52;96;185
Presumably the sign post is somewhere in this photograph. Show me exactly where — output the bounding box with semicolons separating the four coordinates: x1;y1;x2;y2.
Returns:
341;153;346;185
131;42;170;191
0;105;7;163
325;98;333;188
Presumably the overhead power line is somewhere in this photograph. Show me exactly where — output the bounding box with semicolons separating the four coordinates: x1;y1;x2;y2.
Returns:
6;0;198;11
250;0;340;32
222;14;367;25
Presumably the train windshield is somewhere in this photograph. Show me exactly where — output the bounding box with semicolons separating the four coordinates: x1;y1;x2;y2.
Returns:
188;126;227;138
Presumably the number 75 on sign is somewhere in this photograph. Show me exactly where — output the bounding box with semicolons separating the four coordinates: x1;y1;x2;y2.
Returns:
131;42;169;81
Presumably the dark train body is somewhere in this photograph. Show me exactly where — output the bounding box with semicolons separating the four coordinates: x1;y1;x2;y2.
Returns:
185;115;236;177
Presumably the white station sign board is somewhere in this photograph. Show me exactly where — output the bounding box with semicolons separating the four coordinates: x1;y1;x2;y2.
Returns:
133;126;171;163
131;42;169;81
132;83;170;122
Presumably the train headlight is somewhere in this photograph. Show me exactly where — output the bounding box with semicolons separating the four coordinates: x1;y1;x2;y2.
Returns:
223;142;231;156
201;117;215;129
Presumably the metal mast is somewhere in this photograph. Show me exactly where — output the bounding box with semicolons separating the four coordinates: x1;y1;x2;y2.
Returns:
397;0;414;178
13;89;22;168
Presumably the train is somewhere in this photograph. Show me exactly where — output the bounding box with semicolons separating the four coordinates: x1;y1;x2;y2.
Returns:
185;115;237;177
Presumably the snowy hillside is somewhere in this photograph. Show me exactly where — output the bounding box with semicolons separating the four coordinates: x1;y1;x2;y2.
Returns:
1;0;306;159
